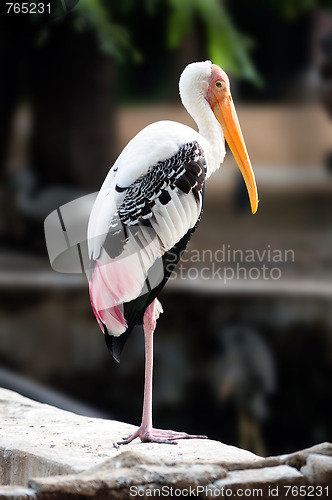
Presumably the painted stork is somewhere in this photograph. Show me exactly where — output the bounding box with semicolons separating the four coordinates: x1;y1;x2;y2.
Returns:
87;61;258;444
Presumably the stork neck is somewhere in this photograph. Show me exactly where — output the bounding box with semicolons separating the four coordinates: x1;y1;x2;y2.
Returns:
195;103;225;178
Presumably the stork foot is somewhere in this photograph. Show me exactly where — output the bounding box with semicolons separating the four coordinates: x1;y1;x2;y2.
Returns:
117;427;207;445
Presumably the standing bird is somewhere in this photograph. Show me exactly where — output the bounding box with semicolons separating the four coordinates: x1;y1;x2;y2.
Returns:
87;61;258;444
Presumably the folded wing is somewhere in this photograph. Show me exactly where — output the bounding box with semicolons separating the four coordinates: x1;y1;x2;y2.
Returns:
88;137;206;361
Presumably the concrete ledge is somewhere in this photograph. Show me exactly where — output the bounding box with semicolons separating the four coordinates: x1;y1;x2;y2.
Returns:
0;389;331;499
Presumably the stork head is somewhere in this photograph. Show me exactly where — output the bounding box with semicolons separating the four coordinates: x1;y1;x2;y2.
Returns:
179;61;258;214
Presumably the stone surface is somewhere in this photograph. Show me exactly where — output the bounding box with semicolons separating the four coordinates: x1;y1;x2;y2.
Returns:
30;451;227;499
212;465;304;499
225;441;332;472
0;388;259;487
0;487;36;500
1;389;332;500
301;453;332;487
279;442;332;469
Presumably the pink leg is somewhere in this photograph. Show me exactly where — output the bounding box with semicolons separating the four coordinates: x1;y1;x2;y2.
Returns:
117;300;207;445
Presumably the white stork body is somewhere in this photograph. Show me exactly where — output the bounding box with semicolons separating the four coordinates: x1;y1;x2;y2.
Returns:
87;61;258;444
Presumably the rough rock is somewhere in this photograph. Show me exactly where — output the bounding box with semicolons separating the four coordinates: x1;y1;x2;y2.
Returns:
1;389;332;500
301;453;332;487
0;388;258;487
227;441;332;471
278;442;332;469
30;452;227;498
212;465;304;499
0;487;36;500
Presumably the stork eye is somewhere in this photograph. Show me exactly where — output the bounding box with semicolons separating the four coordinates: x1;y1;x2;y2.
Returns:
215;80;225;89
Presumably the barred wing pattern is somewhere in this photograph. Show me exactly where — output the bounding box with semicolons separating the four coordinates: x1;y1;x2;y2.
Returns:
116;141;205;225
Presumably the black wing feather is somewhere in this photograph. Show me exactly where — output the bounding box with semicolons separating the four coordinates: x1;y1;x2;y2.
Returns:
107;188;205;362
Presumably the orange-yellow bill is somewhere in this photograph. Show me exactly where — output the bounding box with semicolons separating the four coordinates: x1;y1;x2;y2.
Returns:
212;91;258;214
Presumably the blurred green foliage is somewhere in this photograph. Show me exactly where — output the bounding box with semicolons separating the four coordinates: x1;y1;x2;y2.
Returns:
167;0;262;84
73;0;261;84
73;0;136;60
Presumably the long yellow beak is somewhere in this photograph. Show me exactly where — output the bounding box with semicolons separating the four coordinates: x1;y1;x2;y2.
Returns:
211;92;258;214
